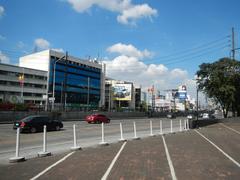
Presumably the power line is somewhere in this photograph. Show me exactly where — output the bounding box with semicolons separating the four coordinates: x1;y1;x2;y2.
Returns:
148;42;230;64
152;35;230;60
164;45;229;66
146;37;230;64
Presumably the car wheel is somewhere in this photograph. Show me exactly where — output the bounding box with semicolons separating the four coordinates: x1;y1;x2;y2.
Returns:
30;127;37;133
55;125;60;131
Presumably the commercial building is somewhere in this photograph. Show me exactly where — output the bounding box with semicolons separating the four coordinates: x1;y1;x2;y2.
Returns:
153;85;195;112
105;79;136;111
19;50;105;110
0;63;47;104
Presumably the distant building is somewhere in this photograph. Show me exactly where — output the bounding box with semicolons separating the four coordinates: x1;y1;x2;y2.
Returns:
0;63;47;104
19;50;105;110
105;78;136;111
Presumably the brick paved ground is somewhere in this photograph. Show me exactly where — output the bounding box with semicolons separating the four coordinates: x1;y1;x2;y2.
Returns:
0;120;239;180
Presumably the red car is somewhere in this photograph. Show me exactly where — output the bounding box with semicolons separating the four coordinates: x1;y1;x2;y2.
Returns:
85;114;110;124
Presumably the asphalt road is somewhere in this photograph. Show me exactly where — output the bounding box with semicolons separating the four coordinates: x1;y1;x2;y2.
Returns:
0;117;187;164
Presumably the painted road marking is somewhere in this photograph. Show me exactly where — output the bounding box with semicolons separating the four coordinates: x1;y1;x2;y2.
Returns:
30;151;75;180
101;141;127;180
195;130;240;168
220;123;240;135
162;135;177;180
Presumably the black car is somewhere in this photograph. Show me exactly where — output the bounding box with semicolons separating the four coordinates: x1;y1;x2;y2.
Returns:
13;115;63;133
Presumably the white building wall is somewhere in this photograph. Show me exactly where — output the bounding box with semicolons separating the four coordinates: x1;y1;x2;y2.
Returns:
19;50;50;71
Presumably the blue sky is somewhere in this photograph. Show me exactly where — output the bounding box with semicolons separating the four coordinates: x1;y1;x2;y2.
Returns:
0;0;240;98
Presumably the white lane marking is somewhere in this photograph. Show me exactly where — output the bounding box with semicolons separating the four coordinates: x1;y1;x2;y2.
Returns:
30;151;75;180
220;123;240;135
195;130;240;168
101;141;127;180
162;135;177;180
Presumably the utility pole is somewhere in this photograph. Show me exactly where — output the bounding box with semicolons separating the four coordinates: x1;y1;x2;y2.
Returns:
87;77;90;111
64;51;68;111
152;85;155;112
108;85;111;112
232;27;235;60
196;88;199;121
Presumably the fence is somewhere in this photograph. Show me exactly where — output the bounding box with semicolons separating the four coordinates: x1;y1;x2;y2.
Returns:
8;118;191;163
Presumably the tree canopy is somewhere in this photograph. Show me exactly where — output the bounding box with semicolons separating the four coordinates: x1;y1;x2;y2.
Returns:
196;58;240;118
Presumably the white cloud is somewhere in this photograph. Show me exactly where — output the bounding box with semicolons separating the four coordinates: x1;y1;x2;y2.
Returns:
170;68;188;79
33;38;64;53
66;0;157;25
0;6;4;18
117;4;157;25
51;48;65;53
0;51;10;64
107;43;153;59
34;38;50;50
67;0;130;13
104;43;191;91
103;55;190;91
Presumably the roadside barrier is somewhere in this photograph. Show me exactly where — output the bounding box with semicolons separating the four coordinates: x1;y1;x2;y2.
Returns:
133;121;140;140
184;120;187;130
71;124;81;151
38;125;51;157
119;122;126;142
159;120;163;134
8;118;192;163
179;119;182;132
9;128;25;163
99;122;108;145
150;120;154;136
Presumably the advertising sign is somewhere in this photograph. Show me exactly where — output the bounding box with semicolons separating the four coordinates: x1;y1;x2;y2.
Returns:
178;92;187;99
113;84;132;101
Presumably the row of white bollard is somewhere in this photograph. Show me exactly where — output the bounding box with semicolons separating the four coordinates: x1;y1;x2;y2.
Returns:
10;119;190;163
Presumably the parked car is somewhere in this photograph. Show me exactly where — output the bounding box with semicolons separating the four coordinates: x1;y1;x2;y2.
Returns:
166;113;176;119
13;115;63;133
187;114;195;120
202;113;210;119
85;114;110;124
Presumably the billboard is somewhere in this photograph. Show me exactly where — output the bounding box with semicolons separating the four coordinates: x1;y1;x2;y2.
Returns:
113;84;132;101
178;92;187;99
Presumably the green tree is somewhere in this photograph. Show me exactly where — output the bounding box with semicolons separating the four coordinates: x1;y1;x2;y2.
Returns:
196;58;240;118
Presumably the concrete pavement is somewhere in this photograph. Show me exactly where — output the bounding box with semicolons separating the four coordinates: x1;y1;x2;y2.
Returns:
0;120;239;180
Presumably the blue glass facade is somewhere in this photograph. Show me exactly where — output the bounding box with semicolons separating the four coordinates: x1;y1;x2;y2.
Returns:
48;57;101;107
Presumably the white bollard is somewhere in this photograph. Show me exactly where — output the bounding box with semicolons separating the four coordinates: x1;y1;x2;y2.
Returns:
170;120;173;133
150;120;154;136
99;122;108;145
179;119;182;132
9;128;25;163
71;124;81;151
38;125;51;157
184;120;187;130
119;122;126;142
187;119;190;130
133;121;140;140
159;120;163;135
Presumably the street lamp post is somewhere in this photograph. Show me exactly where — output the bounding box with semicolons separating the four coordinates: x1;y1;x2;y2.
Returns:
52;55;65;110
196;87;199;121
194;77;200;121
